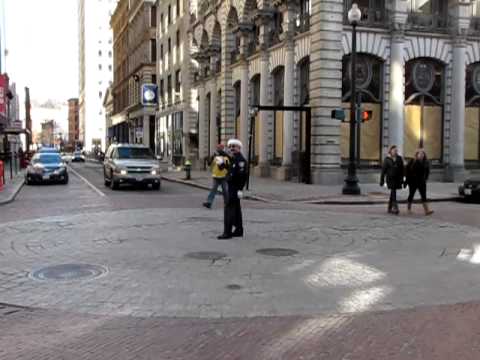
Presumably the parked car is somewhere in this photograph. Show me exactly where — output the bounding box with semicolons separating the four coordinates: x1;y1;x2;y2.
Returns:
71;151;85;162
459;177;480;202
25;153;69;185
38;147;59;154
103;143;161;190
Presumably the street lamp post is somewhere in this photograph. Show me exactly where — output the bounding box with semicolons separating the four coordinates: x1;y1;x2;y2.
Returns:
246;107;258;190
342;3;362;195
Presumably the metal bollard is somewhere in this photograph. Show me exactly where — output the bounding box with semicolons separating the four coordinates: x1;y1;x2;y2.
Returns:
184;160;192;180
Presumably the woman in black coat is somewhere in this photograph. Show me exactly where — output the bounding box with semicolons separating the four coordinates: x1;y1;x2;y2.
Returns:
405;149;434;216
380;145;404;214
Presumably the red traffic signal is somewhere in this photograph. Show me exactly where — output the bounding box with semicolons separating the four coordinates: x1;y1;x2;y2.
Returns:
361;110;372;123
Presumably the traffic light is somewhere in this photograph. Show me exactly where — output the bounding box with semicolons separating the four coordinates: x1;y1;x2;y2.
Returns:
331;109;346;121
360;110;373;123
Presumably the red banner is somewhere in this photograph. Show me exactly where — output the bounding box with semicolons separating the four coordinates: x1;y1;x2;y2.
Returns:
0;74;7;117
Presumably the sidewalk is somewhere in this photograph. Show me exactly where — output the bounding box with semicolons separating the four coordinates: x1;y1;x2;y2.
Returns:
0;170;25;206
162;169;462;204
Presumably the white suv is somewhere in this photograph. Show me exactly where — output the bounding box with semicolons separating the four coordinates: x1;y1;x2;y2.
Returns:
103;143;161;190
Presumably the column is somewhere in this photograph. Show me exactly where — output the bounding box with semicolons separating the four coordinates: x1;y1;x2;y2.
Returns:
198;82;206;161
143;115;150;147
259;52;269;166
449;40;466;171
283;42;294;168
447;1;470;181
239;63;249;150
388;31;405;154
210;84;218;152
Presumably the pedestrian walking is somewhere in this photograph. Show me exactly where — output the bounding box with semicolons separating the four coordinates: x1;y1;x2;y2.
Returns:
405;148;434;216
203;144;230;209
380;145;405;215
217;139;248;239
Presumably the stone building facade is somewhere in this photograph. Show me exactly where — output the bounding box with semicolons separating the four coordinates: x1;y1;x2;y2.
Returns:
67;98;80;149
189;0;480;184
155;0;195;165
110;0;157;152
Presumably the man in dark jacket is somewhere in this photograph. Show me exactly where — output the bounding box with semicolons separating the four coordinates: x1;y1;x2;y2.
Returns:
405;148;434;216
380;145;404;214
218;139;248;239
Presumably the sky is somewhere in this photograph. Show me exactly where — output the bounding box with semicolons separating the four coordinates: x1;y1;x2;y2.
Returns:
4;0;78;107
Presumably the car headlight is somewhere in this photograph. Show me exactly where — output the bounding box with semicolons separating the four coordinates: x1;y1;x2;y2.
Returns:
151;169;158;175
120;169;127;175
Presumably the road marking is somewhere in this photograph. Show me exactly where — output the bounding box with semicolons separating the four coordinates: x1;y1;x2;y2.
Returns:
68;165;106;197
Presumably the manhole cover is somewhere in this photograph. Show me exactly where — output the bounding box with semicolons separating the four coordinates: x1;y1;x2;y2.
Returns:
226;284;243;290
30;264;107;281
256;248;299;257
185;251;227;261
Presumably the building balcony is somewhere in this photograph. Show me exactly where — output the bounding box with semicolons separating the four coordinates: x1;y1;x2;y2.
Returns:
471;16;480;34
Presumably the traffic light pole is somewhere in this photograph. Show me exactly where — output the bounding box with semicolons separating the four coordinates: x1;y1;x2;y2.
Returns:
342;21;361;195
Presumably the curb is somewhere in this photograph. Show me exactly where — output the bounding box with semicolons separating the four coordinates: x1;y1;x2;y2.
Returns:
0;177;25;206
161;175;271;203
162;175;462;205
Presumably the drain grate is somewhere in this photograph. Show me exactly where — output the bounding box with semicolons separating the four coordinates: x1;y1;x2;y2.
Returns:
256;248;299;257
226;284;243;290
185;251;227;261
30;264;107;281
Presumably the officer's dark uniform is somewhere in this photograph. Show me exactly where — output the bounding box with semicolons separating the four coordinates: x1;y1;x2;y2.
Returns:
219;152;247;238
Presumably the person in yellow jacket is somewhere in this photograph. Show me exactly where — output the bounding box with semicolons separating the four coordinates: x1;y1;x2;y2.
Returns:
203;144;230;209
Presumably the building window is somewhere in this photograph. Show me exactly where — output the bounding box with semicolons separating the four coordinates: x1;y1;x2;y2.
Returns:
99;91;103;99
176;0;180;16
407;0;448;30
176;30;180;50
108;64;112;71
160;44;164;60
98;50;102;56
272;66;284;164
168;5;171;24
296;0;310;32
151;39;157;62
160;79;164;102
99;64;102;70
151;5;157;27
404;58;444;163
167;75;172;104
175;70;181;92
108;51;112;57
152;74;157;84
168;38;171;53
160;14;164;33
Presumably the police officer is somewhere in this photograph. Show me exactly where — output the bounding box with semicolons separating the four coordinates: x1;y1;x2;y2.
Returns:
217;138;248;239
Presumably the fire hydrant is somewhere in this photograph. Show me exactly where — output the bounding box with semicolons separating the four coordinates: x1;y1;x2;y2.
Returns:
184;160;192;180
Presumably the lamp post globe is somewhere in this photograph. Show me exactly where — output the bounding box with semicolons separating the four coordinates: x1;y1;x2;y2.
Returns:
348;3;361;24
342;3;362;195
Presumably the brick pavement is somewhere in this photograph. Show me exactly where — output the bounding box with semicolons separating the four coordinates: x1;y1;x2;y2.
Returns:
0;169;25;205
2;300;480;359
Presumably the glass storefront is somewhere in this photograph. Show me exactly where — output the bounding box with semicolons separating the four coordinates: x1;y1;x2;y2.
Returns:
465;62;480;167
272;66;284;165
341;54;383;166
404;58;444;162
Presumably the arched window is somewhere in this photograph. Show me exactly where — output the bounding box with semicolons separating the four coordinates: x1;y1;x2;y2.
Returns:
465;62;480;167
272;66;284;164
298;58;310;168
341;53;383;166
234;81;241;138
404;58;444;163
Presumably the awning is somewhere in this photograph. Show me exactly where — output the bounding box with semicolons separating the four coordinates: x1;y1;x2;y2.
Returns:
2;127;31;135
111;112;127;126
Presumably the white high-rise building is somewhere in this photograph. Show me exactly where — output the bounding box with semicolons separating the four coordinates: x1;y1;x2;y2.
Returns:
78;0;118;151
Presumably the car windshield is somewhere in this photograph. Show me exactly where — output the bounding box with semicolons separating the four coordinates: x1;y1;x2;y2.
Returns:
117;147;154;159
34;154;62;164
